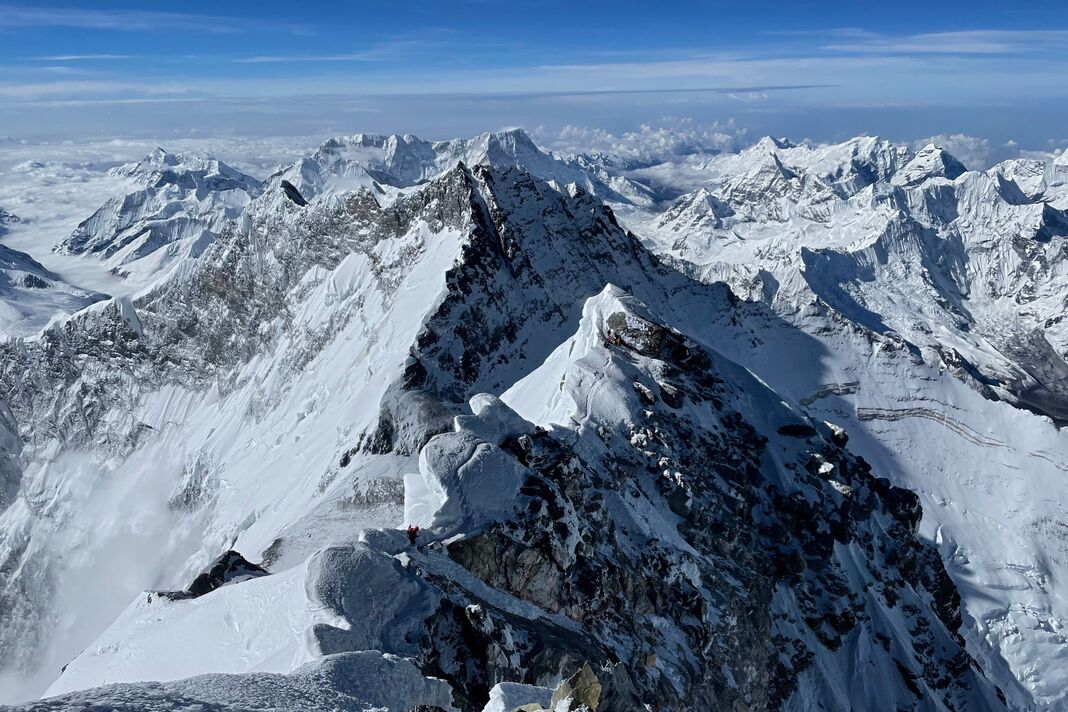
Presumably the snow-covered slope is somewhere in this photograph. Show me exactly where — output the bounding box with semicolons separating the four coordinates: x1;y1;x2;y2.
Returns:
0;129;1066;710
0;240;106;338
632;136;1068;427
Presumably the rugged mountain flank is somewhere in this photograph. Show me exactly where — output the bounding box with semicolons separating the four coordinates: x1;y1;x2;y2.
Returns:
621;135;1068;709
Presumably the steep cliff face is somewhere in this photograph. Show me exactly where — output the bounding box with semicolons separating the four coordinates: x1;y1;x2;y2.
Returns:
0;400;19;512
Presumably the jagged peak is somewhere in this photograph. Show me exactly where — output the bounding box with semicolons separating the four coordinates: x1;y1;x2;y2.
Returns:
475;126;536;145
146;146;175;162
914;142;967;171
836;134;898;157
463;127;547;165
110;147;254;185
318;132;431;154
753;135;795;152
734;149;800;185
891;142;968;187
660;186;734;219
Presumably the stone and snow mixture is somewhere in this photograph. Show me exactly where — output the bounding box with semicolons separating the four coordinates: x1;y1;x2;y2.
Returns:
0;128;1065;710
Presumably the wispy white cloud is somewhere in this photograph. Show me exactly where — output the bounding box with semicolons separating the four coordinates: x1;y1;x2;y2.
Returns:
30;54;137;61
0;79;200;99
234;52;384;64
765;28;877;39
0;4;307;33
232;38;465;64
535;118;747;162
822;30;1068;55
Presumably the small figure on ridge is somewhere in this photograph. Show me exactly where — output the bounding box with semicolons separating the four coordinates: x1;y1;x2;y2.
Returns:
603;329;623;348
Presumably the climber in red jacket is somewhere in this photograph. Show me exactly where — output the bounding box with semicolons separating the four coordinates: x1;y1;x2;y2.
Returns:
406;525;420;547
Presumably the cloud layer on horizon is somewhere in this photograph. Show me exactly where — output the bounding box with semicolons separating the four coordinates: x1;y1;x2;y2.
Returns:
0;4;1066;147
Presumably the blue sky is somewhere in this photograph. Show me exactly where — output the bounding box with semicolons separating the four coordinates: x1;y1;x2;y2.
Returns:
1;1;1067;148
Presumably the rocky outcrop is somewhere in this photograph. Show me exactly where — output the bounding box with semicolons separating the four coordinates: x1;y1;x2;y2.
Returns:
279;179;308;207
410;294;1004;710
548;663;601;711
158;550;267;600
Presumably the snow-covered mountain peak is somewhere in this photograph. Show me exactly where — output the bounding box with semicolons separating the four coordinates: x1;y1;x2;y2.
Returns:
58;149;261;286
753;135;795;153
271;127;658;215
989;158;1049;201
110;148;260;192
653;187;735;234
462;127;545;166
892;143;968;187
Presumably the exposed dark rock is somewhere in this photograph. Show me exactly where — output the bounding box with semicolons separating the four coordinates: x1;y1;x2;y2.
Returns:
20;274;50;289
408;305;998;710
549;662;602;711
158;550;268;601
280;179;308;207
776;423;818;438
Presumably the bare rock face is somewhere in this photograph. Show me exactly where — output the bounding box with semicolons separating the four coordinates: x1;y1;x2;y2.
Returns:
549;663;601;711
279;179;308;207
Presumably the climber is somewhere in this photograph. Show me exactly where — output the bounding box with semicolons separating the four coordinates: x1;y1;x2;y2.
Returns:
406;525;420;547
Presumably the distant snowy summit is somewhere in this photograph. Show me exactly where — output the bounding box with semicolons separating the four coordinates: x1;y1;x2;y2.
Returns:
54;149;261;286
